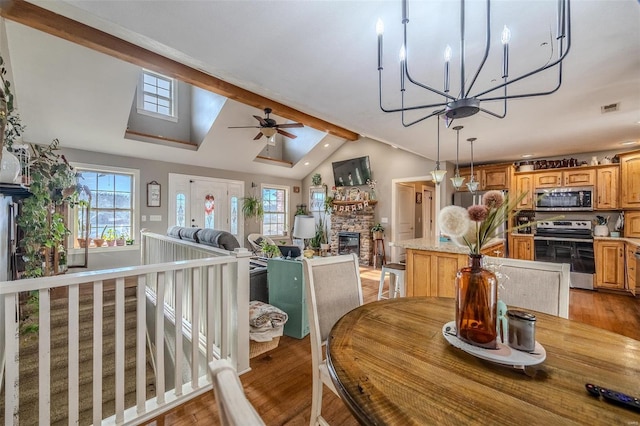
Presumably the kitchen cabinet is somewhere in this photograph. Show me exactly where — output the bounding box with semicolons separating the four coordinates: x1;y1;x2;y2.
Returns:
620;150;640;209
595;166;619;210
480;164;512;190
514;174;534;209
625;244;637;296
624;211;640;239
510;234;534;260
594;240;625;290
267;258;309;339
481;241;505;257
534;169;595;189
406;249;466;298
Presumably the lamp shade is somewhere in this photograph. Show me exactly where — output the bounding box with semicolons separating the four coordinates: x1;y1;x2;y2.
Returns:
451;175;466;189
293;215;316;239
261;127;277;138
430;169;447;184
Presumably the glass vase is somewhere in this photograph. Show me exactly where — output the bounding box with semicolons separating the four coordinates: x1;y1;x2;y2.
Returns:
455;254;498;349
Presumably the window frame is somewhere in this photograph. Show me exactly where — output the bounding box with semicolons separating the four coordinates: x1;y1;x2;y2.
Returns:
136;69;178;122
70;162;140;253
261;184;289;238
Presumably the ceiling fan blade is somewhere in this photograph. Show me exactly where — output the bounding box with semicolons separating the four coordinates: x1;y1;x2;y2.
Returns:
228;126;261;129
254;132;264;140
253;115;268;126
277;129;297;139
276;123;304;128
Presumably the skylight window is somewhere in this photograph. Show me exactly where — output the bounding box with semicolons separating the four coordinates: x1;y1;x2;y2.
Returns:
137;70;177;121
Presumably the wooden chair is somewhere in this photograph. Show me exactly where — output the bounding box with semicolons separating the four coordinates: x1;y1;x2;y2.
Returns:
486;257;570;318
302;254;364;426
208;358;265;426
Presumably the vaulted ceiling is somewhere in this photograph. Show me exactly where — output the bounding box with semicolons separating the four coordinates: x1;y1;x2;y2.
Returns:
1;0;639;180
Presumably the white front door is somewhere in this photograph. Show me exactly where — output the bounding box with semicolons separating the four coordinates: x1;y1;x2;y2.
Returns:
395;183;416;262
190;180;228;229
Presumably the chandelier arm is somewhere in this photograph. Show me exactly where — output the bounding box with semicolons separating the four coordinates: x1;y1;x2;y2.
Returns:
379;67;453;113
478;78;508;119
464;0;492;98
401;108;445;128
404;65;457;101
473;0;571;99
478;64;562;102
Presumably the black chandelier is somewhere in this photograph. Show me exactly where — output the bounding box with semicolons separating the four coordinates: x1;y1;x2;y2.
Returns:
376;0;571;127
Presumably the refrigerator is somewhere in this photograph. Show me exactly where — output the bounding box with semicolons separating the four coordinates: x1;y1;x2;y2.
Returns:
451;190;509;256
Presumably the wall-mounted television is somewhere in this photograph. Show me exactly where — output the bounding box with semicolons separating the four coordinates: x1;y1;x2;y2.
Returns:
332;156;372;187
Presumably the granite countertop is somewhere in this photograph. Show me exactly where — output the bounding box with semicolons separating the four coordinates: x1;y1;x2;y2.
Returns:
392;237;505;254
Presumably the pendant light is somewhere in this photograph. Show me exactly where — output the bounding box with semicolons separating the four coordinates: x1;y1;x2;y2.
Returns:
450;125;465;190
466;137;479;193
430;115;447;184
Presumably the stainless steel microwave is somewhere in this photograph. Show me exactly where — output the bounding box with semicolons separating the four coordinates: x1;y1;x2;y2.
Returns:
534;186;593;211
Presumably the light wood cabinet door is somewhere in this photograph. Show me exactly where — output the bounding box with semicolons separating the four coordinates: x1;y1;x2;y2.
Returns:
481;165;511;190
620;150;640;209
594;240;625;290
625;244;637;296
624;211;640;238
514;174;534;209
481;242;505;258
534;171;562;188
595;166;619;210
406;249;433;297
563;169;595;187
510;235;534;260
430;253;465;298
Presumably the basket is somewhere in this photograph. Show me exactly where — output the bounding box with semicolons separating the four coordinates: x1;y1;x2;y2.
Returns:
249;336;281;358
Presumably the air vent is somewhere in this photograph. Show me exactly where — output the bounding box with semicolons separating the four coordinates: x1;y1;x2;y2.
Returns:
601;103;620;114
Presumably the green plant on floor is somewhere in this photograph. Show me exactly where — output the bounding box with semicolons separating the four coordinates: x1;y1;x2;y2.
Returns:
17;139;79;278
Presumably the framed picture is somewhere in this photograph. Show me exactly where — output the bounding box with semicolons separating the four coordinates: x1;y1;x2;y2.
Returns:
416;192;422;204
147;181;161;207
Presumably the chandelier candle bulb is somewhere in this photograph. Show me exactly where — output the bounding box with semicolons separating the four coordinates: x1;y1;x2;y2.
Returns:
501;25;510;78
376;19;383;70
444;45;452;93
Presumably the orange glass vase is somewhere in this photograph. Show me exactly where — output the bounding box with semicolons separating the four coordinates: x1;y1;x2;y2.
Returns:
455;254;498;349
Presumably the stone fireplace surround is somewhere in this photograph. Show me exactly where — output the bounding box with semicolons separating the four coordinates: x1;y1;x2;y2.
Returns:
329;207;375;266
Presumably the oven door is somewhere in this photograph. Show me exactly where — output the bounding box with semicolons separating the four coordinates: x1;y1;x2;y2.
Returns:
534;237;596;289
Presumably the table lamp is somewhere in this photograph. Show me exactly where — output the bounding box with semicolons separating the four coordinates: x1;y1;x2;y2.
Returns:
293;215;317;258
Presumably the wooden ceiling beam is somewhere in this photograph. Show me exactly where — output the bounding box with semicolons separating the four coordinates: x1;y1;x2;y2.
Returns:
0;0;359;141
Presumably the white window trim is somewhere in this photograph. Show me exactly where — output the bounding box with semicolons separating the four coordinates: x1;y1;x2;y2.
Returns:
261;183;290;238
69;162;140;253
136;69;178;123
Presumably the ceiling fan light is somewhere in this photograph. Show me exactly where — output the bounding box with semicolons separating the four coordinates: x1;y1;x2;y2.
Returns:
451;175;466;189
430;169;447;184
262;127;277;138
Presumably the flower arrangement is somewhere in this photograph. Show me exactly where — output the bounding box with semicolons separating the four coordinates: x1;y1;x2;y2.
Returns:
366;179;377;190
438;191;525;255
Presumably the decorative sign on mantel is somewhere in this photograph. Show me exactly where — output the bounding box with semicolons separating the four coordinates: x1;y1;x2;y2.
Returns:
332;200;377;213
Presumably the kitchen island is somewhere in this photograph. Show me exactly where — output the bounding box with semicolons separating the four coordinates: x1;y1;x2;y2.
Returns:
393;238;505;297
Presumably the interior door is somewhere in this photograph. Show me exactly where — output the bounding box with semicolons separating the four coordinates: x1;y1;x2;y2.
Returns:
395;183;416;262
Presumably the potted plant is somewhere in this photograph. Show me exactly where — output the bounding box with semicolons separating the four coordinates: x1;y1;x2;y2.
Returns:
116;230;127;246
371;223;385;240
311;173;322;186
102;227;117;246
242;195;264;221
259;239;280;258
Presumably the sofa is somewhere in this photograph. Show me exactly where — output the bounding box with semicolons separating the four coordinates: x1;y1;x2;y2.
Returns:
166;226;268;302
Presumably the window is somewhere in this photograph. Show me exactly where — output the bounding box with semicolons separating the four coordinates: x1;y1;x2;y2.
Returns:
137;70;177;120
74;164;139;248
262;185;289;237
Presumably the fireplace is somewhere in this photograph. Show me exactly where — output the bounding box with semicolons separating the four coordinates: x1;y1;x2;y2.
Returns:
338;232;360;257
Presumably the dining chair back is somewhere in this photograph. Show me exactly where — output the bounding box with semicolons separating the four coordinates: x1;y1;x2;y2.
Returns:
303;253;364;426
486;257;570;318
208;358;266;426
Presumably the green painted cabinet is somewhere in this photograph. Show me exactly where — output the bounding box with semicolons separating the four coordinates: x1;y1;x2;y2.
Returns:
267;258;310;339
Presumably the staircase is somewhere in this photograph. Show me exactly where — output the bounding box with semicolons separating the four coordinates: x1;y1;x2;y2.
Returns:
1;285;156;425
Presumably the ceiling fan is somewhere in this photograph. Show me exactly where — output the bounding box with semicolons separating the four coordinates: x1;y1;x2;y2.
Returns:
228;108;303;140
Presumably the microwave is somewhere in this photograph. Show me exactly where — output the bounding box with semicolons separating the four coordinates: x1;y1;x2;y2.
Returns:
534;186;593;211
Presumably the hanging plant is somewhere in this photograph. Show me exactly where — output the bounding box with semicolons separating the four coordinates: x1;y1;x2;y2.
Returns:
0;53;25;154
242;195;264;221
311;173;322;186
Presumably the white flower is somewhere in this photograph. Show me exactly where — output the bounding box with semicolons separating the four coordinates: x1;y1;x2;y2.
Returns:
438;206;470;238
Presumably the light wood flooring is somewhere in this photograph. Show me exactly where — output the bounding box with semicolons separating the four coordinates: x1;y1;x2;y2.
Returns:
142;267;640;426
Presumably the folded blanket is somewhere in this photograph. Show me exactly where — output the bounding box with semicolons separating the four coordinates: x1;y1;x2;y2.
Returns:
249;301;288;329
250;326;284;343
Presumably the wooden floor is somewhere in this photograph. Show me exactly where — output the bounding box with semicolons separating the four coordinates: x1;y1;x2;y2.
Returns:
142;267;640;426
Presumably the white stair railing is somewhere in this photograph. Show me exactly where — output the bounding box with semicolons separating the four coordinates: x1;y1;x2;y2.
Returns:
1;241;250;425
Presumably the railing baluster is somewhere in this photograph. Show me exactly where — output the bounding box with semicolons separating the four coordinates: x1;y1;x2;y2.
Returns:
155;272;166;403
206;265;214;369
220;263;230;361
174;269;184;397
136;274;147;414
191;268;200;388
38;288;51;425
4;293;18;426
68;284;80;425
93;281;103;425
115;277;126;423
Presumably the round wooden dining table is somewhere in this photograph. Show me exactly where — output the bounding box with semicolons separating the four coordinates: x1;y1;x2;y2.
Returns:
326;297;640;425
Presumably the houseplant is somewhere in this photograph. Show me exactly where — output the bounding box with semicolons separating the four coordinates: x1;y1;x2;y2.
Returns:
242;195;264;221
259;239;280;258
0;53;26;182
102;226;117;246
371;223;384;240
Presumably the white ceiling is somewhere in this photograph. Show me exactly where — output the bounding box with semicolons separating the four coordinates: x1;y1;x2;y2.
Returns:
4;0;640;179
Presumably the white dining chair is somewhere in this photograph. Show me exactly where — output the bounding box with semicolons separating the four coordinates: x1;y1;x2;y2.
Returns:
486;256;570;318
208;358;266;426
302;254;364;426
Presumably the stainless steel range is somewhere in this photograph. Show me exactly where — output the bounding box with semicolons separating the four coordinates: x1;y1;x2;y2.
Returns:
534;220;595;290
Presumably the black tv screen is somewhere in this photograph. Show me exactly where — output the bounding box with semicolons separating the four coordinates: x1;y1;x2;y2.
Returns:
332;156;372;187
